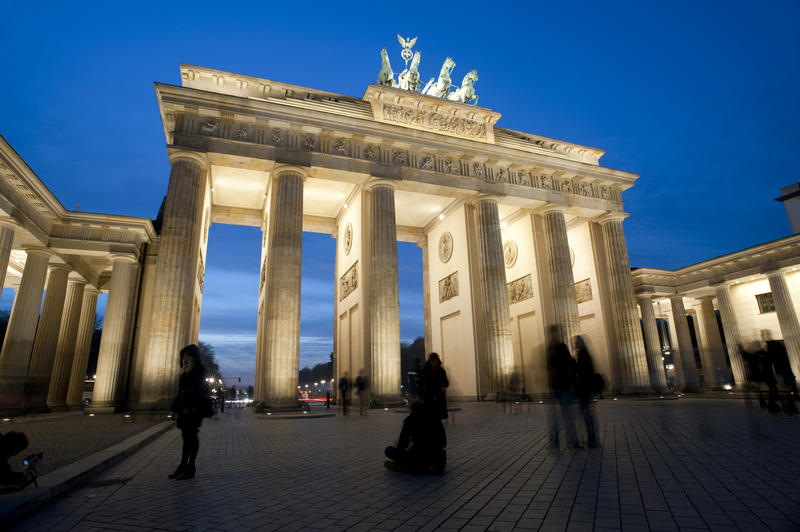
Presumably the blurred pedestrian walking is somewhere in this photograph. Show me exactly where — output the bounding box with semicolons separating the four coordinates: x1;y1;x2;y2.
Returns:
574;335;600;448
338;372;352;416
547;326;578;449
356;369;369;416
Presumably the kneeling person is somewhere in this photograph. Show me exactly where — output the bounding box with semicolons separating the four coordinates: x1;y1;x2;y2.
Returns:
384;402;446;473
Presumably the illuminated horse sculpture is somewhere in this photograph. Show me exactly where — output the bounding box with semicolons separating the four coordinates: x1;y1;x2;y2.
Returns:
447;69;478;105
422;57;455;98
378;48;396;87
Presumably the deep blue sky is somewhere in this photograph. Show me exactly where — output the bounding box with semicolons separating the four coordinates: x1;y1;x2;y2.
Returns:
1;1;798;384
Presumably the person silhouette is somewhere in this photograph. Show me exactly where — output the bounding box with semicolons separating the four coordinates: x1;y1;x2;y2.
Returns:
547;326;578;449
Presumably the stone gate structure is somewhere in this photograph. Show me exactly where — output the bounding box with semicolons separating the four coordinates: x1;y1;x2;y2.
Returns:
1;58;799;414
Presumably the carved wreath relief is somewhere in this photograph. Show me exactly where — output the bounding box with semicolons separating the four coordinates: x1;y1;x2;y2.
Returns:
507;274;533;305
339;261;358;301
503;240;518;269
439;272;458;303
438;232;453;264
575;278;593;304
343;223;353;256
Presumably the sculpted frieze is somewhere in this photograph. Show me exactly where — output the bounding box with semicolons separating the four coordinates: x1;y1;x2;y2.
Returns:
176;112;622;204
438;272;458;303
392;149;408;165
508;274;533;304
382;103;487;141
339;261;358;301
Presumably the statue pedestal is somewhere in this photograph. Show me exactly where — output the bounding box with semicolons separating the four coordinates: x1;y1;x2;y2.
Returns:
363;85;500;144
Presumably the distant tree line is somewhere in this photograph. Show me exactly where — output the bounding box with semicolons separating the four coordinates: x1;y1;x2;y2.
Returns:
295;336;427;389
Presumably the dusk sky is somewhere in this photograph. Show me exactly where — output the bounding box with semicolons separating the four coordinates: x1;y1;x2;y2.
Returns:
1;1;797;385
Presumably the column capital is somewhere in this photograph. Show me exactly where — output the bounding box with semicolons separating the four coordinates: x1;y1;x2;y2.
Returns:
362;178;397;192
48;264;72;275
415;235;428;249
536;204;567;216
272;164;308;180
0;217;19;229
84;286;102;296
469;194;503;207
669;294;684;303
167;149;208;168
762;265;785;277
22;246;52;258
109;252;139;265
636;293;654;302
596;211;629;225
67;274;88;286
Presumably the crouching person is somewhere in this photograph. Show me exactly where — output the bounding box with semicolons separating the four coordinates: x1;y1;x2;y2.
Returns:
384;401;446;473
0;431;29;488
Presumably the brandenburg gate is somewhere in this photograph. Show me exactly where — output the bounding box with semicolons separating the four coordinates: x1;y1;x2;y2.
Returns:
0;41;662;414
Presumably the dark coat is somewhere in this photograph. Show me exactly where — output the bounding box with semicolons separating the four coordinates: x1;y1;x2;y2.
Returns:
421;363;449;419
575;348;596;396
172;367;207;430
548;342;576;394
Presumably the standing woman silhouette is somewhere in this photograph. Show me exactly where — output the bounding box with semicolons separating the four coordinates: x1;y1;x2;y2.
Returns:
169;344;207;480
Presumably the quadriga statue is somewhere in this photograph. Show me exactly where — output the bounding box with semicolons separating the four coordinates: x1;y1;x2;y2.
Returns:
398;51;421;92
378;48;396;87
422;57;455;98
447;69;478;105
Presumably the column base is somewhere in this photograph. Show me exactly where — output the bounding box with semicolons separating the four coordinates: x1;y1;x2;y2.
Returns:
370;395;405;408
255;399;305;413
85;403;117;414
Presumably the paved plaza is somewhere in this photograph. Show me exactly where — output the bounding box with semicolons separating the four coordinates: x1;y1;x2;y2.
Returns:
9;398;800;531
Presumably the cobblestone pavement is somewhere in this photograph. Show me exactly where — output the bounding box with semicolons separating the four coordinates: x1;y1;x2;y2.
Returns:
2;412;161;476
11;398;800;531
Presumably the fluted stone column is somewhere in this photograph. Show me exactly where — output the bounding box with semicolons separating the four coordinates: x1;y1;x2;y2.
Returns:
89;254;139;413
22;264;71;410
697;296;730;389
418;236;433;356
766;270;800;378
637;295;668;391
713;284;746;386
475;197;515;394
66;287;100;409
261;167;304;407
368;182;402;405
0;247;51;412
0;220;17;291
46;278;86;409
670;295;701;391
137;152;207;410
600;215;651;392
541;206;580;345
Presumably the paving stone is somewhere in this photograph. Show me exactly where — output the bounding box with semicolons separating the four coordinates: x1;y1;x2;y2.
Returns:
4;399;800;530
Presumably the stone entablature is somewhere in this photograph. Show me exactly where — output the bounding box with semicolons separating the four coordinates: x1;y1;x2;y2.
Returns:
175;65;610;168
0;135;155;288
632;233;800;296
157;95;632;212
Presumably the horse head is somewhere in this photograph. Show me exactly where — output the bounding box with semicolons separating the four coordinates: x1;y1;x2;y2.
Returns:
442;57;455;76
463;69;478;86
410;51;421;71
